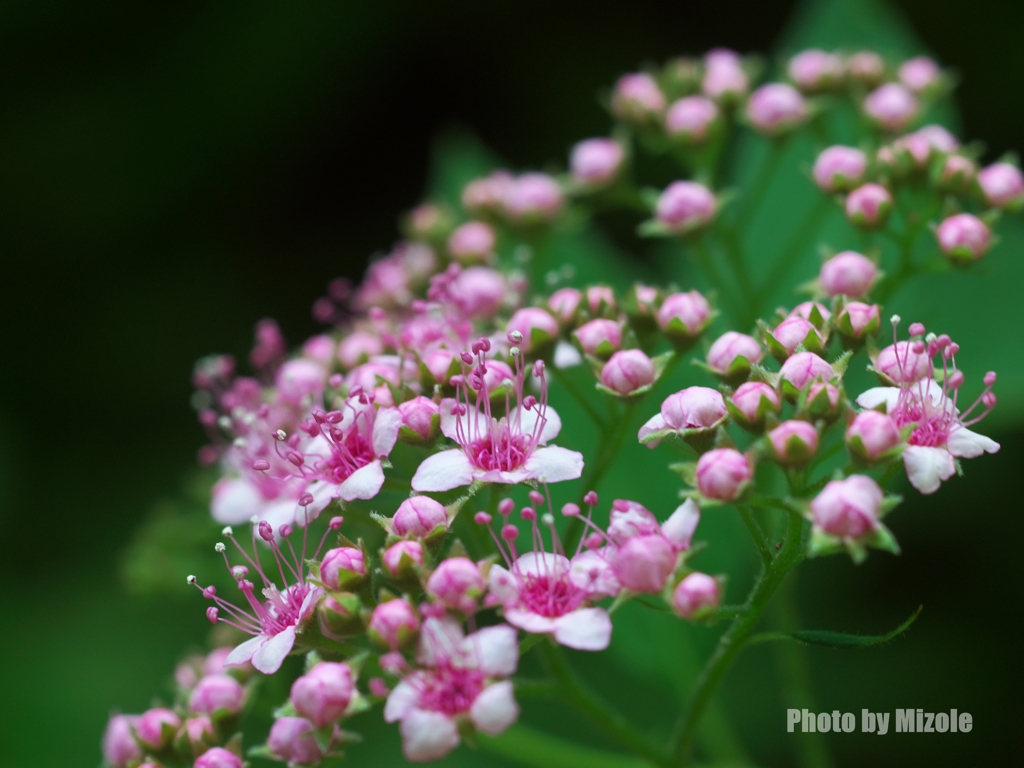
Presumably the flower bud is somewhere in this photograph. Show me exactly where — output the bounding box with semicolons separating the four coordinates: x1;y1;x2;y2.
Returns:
874;341;932;383
407;202;454;242
137;707;181;750
937;154;976;192
847;51;885;85
393;496;447;539
611;535;677;593
548;287;582;324
504;173;564;222
320;547;367;591
448;221;496;263
702;48;749;103
768;316;822;358
936;213;991;262
573;318;622;357
896;125;958;167
368;598;420;649
696;448;752;501
789;301;832;327
267;717;324;765
423;349;456;384
665;96;720;143
657;290;711;339
383;540;424;577
290;662;354;728
863;83;918;131
898;56;941;93
426;557;484;613
813;146;867;192
194;747;244;768
655;181;717;233
811;475;882;539
507;307;559;352
601;350;655;395
706;331;763;378
672;572;720;618
178;715;215;754
728;381;781;430
189;674;245;716
586;285;617;315
767;420;819;465
103;715;141;767
398;396;440;442
612;72;666;123
570;138;625;187
318;594;364;639
661;387;728;430
204;647;247;677
845;183;892;228
745;83;808;135
462;170;514;214
448;266;506;319
978;162;1024;208
780;351;834;393
804;381;842;421
788;49;843;92
837;302;881;341
276;359;326;405
846;410;902;461
819;251;877;298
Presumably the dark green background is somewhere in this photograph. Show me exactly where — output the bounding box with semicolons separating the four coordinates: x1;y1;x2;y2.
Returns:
1;0;1022;765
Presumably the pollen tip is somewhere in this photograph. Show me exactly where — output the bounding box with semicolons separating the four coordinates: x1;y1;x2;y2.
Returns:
215;542;226;552
187;575;197;584
221;526;233;536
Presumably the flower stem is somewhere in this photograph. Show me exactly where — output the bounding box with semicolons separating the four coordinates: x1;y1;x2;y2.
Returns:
736;505;772;568
668;512;806;766
551;364;608;430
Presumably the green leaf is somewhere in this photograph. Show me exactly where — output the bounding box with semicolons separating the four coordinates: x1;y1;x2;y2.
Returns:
480;724;655;768
748;605;923;649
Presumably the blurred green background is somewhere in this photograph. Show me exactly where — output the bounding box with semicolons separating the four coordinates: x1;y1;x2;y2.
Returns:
1;0;1022;765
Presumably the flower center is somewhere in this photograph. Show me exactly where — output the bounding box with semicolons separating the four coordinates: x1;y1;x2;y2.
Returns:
467;431;530;472
418;666;485;716
518;573;585;618
321;431;374;482
262;583;309;634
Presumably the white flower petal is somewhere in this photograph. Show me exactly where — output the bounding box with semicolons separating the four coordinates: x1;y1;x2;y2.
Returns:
553;340;583;369
417;617;465;668
503;607;557;634
338;460;385;501
224;635;265;667
465;625;519;677
411;450;476;492
469;681;520;736
439;399;487;441
251;626;296;674
513;552;570;579
856;386;901;412
661;499;701;549
637;414;668;448
523;445;584;484
211;478;264;525
947;427;1000;459
568;549;621;598
902;445;955;494
509;403;562;444
400;709;461;762
372;407;403;456
384;679;422;723
487;564;520;603
552;608;612;651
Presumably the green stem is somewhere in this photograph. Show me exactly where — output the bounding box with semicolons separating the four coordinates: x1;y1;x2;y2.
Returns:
736;505;772;568
551;364;607;430
668;512;806;765
541;641;670;768
690;239;740;311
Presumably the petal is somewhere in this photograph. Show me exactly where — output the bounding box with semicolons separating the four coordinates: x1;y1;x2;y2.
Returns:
487;564;520;603
417;617;465;668
251;626;296;674
439;399;487;441
569;549;621;598
503;607;557;634
411;450;476;492
469;681;520;736
661;499;701;549
856;387;900;412
947;427;1000;459
465;625;519;677
298;586;324;624
509;403;562;444
553;340;583;369
400;709;461;763
384;679;421;723
480;468;531;485
211;478;264;525
552;608;612;651
637;414;668;448
902;445;955;495
372;407;403;456
224;635;264;667
523;445;584;484
513;552;570;579
260;497;300;531
338;460;385;501
298;480;339;522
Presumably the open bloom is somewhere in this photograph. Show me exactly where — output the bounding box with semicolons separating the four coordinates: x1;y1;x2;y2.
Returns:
189;517;338;674
412;337;583;491
857;322;999;493
385;618;519;762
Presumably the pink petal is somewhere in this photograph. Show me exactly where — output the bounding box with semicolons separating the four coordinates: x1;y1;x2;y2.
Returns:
552;608;612;651
439;398;487;441
510;403;562;444
466;625;519;677
300;480;340;521
902;445;955;494
400;709;461;762
469;681;519;736
661;499;701;549
569;549;621;598
523;445;584;484
487;565;520;603
224;635;264;667
411;450;476;492
211;478;264;525
338;460;385;501
417;617;465;668
251;625;296;674
947;427;1000;459
298;586;324;624
637;414;669;448
372;407;403;456
503;607;557;634
384;679;421;723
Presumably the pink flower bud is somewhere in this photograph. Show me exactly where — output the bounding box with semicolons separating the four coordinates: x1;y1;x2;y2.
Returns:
612;535;677;593
268;717;323;765
190;674;245;715
898;56;941;93
383;540;424;576
398;396;439;441
936;213;991;262
657;290;711;337
846;410;902;461
811;475;882;539
548;287;582;323
504;173;564;222
939;155;976;190
573;318;622;357
780;352;834;391
847;51;885;85
179;715;214;752
978;162;1024;208
863;83;918;131
702;49;749;102
290;662;354;728
586;285;617;314
320;547;367;590
874;341;932;383
745;83;808;135
276;359;326;405
696;448;752;501
337;331;383;370
507;307;559;352
136;707;180;750
661;387;727;430
570;138;625;186
788;49;843;92
819;251;877;298
805;381;841;419
204;647;246;677
426;557;484;612
601;350;655;394
768;420;819;465
462;170;514;213
449;266;507;318
789;301;832;326
728;381;781;429
448;221;496;263
368;598;420;649
423;349;456;384
612;72;666;122
665;96;719;143
393;496;447;539
769;316;821;357
672;572;720;618
302;334;334;366
633;283;661;315
896;125;958;166
837;302;881;339
655;181;717;232
707;331;763;375
194;747;244;768
813;146;867;192
845;183;892;228
103;715;141;767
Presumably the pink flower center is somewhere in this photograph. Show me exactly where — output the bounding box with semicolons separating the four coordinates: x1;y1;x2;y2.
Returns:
258;583;311;635
417;666;485;716
467;430;530;472
518;572;585;618
318;430;374;482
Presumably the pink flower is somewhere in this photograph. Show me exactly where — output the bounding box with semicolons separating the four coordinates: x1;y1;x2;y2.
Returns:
573;318;622;357
398;396;440;442
813;146;867;192
412;339;583;491
873;340;932;384
189;674;245;715
847;52;885;84
462;171;514;214
426;557;484;613
810;475;882;539
612;72;666;122
767;420;819;465
320;546;366;590
267;717;324;765
864;83;918;131
103;714;141;767
673;572;721;619
507;307;559;352
393;496;448;538
707;331;763;376
898;56;941;92
291;662;354;728
606;499;701;593
727;381;781;430
655;181;717;232
845;183;893;228
768;316;822;358
275;358;327;406
430;264;507;319
779;351;834;392
503;173;564;222
385;618;520;761
369;598;421;650
639;386;727;447
789;301;831;325
383;540;425;577
936;213;991;262
846;410;902;461
194;747;243;768
788;49;843;92
548;287;582;324
696;448;752;501
136;708;180;750
978;162;1024;208
657;290;711;338
665;96;720;143
837;302;881;340
702;48;749;102
819;251;877;298
745;83;808;135
570;138;625;186
601;349;656;394
337;330;384;369
448;221;496;263
179;716;215;754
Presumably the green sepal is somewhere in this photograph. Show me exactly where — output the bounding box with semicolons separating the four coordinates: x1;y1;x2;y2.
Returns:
668;461;697;487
